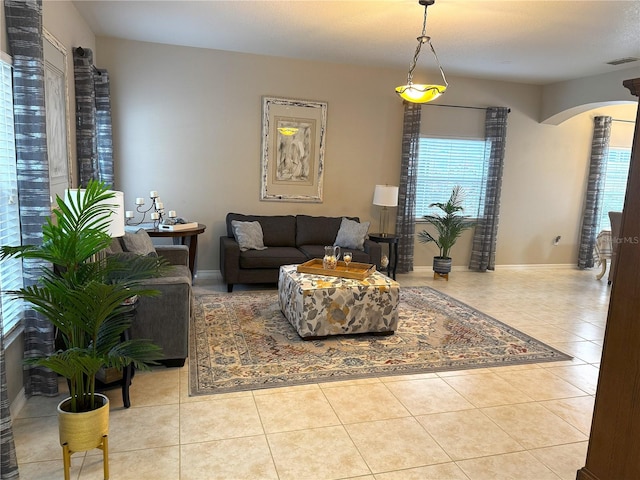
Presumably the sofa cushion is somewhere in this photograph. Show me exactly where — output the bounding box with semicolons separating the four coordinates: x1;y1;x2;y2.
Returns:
334;217;370;251
231;220;268;252
107;237;124;254
296;215;354;247
239;247;307;269
226;213;296;247
121;229;157;257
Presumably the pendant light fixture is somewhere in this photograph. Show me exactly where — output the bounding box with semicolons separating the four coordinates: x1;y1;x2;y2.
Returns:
395;0;448;103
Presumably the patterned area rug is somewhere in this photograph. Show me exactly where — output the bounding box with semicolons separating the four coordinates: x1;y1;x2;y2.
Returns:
189;287;571;396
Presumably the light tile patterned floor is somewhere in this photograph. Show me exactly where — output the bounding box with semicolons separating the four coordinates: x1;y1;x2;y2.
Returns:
12;266;610;479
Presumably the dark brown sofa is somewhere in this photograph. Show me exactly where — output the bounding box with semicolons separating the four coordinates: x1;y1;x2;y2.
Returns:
220;213;382;292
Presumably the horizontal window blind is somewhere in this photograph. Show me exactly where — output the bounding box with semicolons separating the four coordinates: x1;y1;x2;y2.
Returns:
415;137;490;219
0;57;24;335
599;147;631;231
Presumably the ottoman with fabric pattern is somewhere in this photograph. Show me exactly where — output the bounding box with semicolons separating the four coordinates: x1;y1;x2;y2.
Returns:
278;264;400;339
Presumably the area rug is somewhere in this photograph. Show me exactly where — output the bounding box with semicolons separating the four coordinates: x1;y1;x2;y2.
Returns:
189;287;571;396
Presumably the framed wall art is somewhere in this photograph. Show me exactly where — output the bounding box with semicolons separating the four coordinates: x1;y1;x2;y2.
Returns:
260;96;327;202
44;29;72;201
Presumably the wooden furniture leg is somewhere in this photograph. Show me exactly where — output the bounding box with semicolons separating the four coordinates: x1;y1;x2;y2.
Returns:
595;258;607;280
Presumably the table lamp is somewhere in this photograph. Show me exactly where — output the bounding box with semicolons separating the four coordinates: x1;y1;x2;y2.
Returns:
373;185;399;237
64;188;125;238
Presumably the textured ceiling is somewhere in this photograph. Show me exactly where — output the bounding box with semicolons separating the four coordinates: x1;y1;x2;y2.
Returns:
72;0;640;85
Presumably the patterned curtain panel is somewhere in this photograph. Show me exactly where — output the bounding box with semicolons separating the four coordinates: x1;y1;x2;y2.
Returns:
577;116;612;268
1;315;19;479
73;47;97;187
395;102;422;273
469;107;510;271
94;69;114;186
5;0;58;401
73;49;114;187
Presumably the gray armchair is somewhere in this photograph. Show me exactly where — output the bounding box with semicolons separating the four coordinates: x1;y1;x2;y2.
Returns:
108;239;192;367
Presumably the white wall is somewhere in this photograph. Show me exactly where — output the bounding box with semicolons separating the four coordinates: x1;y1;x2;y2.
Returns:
96;37;636;272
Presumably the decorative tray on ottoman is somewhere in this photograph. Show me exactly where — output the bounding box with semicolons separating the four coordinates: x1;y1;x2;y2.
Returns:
296;259;376;280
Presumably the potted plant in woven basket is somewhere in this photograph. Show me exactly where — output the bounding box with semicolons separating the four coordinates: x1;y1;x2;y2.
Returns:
418;185;475;278
0;180;166;475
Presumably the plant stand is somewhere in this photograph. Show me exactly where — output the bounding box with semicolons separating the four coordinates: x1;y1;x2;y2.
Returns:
62;435;109;480
433;271;449;281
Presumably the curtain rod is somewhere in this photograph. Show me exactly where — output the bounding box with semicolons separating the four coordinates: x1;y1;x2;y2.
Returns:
612;118;635;124
423;103;511;113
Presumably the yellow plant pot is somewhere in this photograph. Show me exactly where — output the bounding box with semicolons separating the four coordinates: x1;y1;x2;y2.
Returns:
57;393;109;452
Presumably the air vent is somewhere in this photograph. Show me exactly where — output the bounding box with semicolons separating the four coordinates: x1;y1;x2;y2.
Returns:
606;57;639;66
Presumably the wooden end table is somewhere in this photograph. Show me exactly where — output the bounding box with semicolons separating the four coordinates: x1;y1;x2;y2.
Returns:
146;223;206;278
368;233;399;280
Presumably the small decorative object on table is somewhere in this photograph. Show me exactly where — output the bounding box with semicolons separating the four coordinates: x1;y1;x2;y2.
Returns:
368;233;399;280
322;245;341;270
159;217;199;232
125;190;184;229
343;251;352;269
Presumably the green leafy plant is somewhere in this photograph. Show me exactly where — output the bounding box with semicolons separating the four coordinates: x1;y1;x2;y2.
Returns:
1;180;166;413
418;185;476;259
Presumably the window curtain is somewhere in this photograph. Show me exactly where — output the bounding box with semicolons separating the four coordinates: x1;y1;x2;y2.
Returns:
5;0;58;404
578;116;612;268
469;107;510;271
395;102;422;273
73;48;114;187
1;314;19;479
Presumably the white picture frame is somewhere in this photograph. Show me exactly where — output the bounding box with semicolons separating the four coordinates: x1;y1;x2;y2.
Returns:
260;96;327;202
44;29;72;200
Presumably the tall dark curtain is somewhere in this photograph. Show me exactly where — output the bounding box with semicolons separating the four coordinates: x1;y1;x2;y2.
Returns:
5;0;57;403
469;107;510;271
578;116;612;268
395;102;422;273
3;0;51;477
74;48;114;187
1;315;19;479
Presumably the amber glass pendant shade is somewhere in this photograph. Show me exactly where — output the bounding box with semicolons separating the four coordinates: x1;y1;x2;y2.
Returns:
395;83;447;103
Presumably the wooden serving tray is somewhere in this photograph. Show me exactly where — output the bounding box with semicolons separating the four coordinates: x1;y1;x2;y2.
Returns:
296;258;376;280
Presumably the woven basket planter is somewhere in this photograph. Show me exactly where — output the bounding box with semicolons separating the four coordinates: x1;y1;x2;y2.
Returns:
57;393;109;452
432;256;452;275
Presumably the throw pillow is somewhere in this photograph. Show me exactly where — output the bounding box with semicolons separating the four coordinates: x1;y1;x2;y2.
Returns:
334;217;370;251
121;229;157;257
231;220;268;252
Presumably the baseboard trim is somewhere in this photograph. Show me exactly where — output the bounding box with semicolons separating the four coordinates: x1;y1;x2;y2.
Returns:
198;264;581;281
10;387;26;418
196;270;221;281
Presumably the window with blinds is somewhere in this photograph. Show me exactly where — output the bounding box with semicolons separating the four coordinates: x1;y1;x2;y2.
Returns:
599;147;631;231
415;137;490;219
0;56;24;336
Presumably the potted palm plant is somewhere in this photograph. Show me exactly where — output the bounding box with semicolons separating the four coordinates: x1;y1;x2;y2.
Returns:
0;180;165;462
418;185;475;278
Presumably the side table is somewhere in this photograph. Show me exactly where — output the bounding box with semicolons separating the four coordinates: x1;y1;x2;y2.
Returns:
368;233;399;280
146;223;206;279
95;296;138;408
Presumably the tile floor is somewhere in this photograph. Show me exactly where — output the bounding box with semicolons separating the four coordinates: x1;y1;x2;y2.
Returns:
12;266;610;479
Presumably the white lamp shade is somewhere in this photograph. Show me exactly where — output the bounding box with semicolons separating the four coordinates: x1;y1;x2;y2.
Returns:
373;185;399;207
64;189;126;238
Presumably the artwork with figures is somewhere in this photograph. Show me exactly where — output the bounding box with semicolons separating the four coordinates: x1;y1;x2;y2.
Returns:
261;96;327;203
275;117;315;185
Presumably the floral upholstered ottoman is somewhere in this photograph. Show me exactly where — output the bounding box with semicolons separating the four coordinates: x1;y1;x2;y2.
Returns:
278;264;400;339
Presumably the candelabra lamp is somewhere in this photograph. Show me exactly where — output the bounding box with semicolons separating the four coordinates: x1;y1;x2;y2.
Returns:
125;191;178;228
